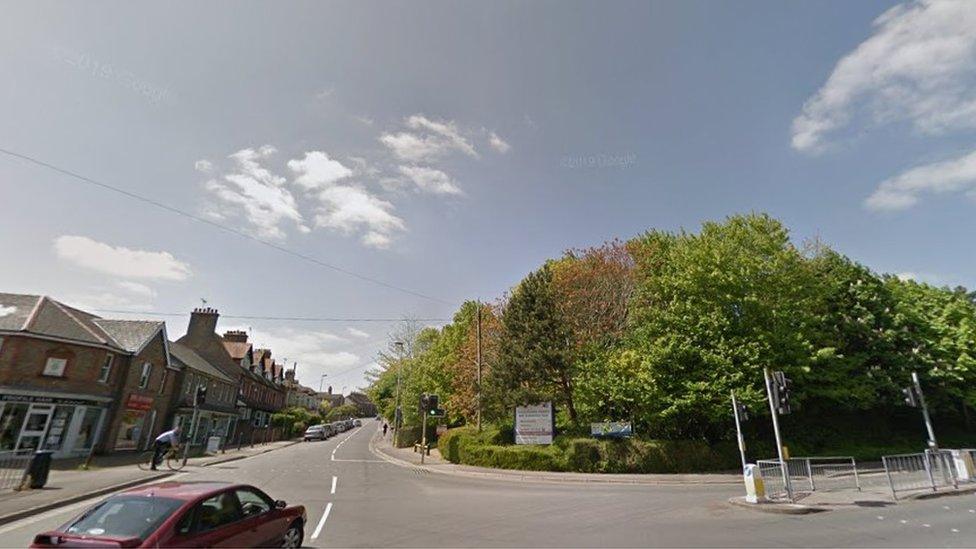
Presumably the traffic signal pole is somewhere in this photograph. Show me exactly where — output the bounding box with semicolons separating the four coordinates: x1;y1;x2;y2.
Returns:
731;390;747;472
420;401;428;464
763;367;793;502
912;371;938;449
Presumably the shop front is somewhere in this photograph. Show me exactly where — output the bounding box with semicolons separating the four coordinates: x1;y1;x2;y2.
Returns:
173;408;237;450
0;391;110;459
113;394;156;452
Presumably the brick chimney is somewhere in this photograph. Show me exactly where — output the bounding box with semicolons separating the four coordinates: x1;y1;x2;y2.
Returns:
186;307;219;340
223;329;248;343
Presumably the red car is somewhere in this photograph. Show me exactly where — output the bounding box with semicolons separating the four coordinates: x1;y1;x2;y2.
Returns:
31;481;306;548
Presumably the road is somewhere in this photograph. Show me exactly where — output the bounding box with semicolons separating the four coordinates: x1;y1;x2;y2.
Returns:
2;422;975;547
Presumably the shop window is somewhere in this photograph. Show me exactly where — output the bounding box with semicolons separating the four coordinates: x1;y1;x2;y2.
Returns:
43;357;68;377
98;354;114;383
139;362;152;388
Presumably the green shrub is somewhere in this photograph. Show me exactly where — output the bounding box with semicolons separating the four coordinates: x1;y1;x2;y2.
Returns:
565;438;602;472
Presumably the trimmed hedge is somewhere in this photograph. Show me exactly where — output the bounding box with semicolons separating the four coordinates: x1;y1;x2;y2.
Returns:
437;427;740;473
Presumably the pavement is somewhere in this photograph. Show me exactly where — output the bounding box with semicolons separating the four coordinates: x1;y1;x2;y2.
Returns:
0;438;300;526
1;423;975;547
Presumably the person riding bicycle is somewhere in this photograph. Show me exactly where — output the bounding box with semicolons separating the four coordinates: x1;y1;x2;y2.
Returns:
151;426;182;470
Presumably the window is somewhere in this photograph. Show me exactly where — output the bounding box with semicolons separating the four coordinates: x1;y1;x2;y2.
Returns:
158;369;168;394
195;491;242;532
65;496;183;540
236;488;272;517
97;354;113;383
43;357;67;377
138;362;152;389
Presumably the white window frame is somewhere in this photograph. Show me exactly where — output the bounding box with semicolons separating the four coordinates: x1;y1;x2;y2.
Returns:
43;357;68;377
138;362;152;389
158;369;168;394
97;354;114;383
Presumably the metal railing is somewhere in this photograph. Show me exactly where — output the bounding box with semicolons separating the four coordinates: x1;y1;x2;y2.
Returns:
0;450;32;491
757;456;860;501
882;451;957;500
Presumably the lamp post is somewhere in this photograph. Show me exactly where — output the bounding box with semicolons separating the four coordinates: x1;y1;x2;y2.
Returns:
393;340;404;447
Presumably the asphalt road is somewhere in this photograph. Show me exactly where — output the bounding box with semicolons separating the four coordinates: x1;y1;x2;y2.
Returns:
2;422;975;547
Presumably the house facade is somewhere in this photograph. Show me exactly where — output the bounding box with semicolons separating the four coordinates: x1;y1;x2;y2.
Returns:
167;341;239;448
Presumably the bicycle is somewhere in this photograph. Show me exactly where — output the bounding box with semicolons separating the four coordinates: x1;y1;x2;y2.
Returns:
137;445;186;471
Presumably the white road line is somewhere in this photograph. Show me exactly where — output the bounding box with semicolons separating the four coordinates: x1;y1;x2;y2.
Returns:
331;426;364;461
331;475;338;494
310;502;333;540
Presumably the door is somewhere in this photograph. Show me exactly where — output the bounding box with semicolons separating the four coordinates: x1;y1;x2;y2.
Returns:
16;405;53;451
235;487;283;546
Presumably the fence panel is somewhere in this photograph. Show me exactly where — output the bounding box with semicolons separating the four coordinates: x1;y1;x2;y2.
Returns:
757;456;861;501
882;451;958;500
0;450;32;491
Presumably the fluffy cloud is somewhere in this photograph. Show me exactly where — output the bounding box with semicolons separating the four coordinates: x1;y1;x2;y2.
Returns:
380;115;478;162
194;159;214;173
398;165;462;195
204;146;309;240
866;147;976;211
54;235;192;281
287;151;353;190
346;327;370;339
489;131;511;153
230;326;361;387
792;1;976;153
313;185;406;248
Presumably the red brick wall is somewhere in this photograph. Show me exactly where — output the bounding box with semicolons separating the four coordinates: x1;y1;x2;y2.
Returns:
103;335;178;452
0;335;119;398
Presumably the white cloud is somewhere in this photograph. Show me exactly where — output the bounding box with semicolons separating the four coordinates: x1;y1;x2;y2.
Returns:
313;185;406;249
230;326;360;388
287;151;353;190
792;1;976;152
194;159;214;173
398;165;463;195
489;131;511;153
54;235;192;281
116;281;157;299
866;147;976;211
380;115;478;162
346;327;370;339
0;305;16;318
203;146;308;240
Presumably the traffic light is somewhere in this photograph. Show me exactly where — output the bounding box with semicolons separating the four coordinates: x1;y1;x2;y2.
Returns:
419;393;430;412
771;371;792;415
195;384;207;406
735;401;749;421
902;386;919;408
427;394;439;412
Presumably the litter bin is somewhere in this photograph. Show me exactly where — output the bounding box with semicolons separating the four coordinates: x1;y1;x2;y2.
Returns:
28;450;53;489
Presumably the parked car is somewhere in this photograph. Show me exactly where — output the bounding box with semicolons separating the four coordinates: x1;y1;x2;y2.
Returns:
322;423;335;438
353;419;362;427
331;421;344;433
304;425;327;441
31;481;307;548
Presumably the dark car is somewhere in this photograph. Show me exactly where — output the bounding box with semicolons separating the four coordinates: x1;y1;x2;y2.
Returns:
31;481;306;548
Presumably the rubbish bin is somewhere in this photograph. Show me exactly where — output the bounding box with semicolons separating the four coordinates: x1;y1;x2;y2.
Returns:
28;450;53;489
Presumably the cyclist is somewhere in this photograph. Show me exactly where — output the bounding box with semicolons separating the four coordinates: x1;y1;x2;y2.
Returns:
150;426;182;470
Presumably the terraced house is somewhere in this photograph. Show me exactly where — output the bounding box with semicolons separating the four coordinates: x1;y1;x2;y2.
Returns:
0;293;174;458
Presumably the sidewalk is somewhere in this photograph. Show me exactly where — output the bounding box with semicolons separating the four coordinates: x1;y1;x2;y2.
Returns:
369;431;741;485
0;439;301;526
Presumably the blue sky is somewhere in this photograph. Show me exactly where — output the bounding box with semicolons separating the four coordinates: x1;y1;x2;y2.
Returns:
2;0;975;390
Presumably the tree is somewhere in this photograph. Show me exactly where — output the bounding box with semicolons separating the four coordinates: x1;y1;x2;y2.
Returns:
496;265;579;424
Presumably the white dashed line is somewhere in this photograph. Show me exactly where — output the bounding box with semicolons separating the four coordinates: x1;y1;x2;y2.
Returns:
900;520;908;524
877;516;884;520
331;475;338;494
311;502;333;540
922;523;931;528
952;528;960;533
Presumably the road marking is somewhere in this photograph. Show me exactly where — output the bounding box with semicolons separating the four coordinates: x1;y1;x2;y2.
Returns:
952;528;960;533
331;475;337;494
969;509;975;513
943;505;951;510
900;520;908;524
877;516;884;520
922;523;931;528
310;502;333;540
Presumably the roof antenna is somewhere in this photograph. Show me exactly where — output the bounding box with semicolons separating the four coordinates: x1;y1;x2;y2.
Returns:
200;298;208;307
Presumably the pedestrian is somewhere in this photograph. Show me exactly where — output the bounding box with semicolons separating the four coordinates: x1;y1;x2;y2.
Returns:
151;426;182;470
382;423;388;437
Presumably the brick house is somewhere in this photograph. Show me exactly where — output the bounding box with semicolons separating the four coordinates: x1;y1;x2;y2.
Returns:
167;341;239;449
0;293;174;458
223;334;287;443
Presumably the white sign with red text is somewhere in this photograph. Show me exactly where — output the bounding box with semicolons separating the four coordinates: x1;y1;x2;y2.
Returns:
515;402;554;445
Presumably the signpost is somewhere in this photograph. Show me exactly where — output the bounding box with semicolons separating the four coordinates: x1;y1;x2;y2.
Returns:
731;390;748;472
763;367;793;502
515;402;554;445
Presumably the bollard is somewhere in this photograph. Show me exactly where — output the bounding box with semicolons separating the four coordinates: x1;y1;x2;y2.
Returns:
743;463;766;503
27;451;54;489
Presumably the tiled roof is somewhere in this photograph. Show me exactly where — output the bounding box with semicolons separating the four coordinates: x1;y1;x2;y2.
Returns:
93;320;165;353
168;341;234;383
222;340;252;361
0;293;124;350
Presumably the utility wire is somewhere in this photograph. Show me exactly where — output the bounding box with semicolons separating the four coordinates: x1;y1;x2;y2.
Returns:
0;147;453;305
91;308;449;322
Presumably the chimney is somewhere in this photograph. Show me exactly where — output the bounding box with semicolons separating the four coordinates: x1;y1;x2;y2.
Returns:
285;369;296;382
328;385;332;395
223;329;248;343
186;307;219;340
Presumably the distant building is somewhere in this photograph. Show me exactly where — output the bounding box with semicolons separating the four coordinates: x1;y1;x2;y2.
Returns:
344;392;378;417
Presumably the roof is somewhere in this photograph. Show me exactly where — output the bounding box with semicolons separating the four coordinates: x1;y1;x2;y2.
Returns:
0;293;145;352
168;341;234;383
222;340;252;361
92;319;166;353
120;481;236;501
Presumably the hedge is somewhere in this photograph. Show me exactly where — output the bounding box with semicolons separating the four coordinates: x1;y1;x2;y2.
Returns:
436;427;740;473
